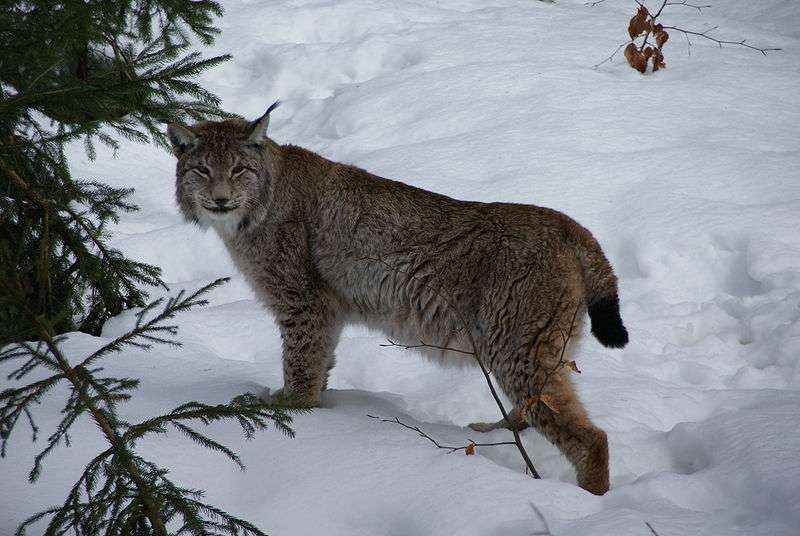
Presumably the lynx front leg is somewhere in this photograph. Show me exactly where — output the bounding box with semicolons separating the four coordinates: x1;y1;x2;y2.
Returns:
276;295;340;408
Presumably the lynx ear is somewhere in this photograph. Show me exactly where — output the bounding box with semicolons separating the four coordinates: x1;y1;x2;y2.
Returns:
167;123;197;156
247;100;281;144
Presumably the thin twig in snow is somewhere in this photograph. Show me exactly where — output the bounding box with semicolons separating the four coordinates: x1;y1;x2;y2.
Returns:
661;25;781;55
380;339;475;356
530;503;554;536
359;255;542;478
646;521;662;536
666;1;711;13
367;415;516;454
594;42;629;68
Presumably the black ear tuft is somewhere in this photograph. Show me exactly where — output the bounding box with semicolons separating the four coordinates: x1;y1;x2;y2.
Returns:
248;100;281;144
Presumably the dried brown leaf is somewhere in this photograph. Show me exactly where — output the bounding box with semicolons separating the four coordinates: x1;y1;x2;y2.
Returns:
655;27;670;49
522;395;560;414
465;443;476;455
624;42;648;73
628;6;650;39
652;48;666;71
539;394;559;413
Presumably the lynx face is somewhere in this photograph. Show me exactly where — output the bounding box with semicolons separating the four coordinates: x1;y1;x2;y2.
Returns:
167;102;280;232
176;143;264;229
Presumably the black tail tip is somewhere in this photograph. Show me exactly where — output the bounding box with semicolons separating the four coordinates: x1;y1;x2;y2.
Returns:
588;296;629;349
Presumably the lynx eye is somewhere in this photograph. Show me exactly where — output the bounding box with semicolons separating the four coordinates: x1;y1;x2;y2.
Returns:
193;166;211;176
231;165;248;175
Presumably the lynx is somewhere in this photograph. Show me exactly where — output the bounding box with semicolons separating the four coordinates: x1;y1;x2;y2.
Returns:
167;103;628;495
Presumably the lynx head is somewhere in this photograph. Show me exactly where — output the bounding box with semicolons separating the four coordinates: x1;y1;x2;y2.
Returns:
167;102;280;233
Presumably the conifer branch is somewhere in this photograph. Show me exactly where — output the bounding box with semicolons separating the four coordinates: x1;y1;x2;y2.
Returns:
32;317;170;536
2;279;293;535
2;2;292;533
1;0;234;343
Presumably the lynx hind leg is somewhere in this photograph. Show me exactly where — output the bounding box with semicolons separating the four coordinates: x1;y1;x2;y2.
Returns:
498;301;609;494
524;372;609;495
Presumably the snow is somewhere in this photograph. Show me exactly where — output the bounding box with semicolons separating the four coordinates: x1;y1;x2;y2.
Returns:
3;0;800;534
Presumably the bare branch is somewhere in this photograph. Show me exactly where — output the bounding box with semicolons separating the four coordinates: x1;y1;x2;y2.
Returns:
682;30;693;56
594;42;630;68
661;25;781;55
652;0;670;19
597;1;779;71
530;503;553;535
519;300;581;424
646;521;662;536
359;255;542;478
537;301;581;394
367;415;516;454
666;1;711;13
380;339;474;356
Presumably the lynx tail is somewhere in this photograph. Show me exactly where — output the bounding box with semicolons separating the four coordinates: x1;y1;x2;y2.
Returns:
588;295;628;348
572;226;629;349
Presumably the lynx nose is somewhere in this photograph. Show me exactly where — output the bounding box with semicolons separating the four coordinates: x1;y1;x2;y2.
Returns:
210;181;232;207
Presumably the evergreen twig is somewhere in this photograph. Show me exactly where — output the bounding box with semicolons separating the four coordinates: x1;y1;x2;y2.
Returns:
2;279;295;535
0;0;234;344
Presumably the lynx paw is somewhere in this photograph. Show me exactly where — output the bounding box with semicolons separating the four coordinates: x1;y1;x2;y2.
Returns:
267;387;321;408
577;430;610;495
468;416;530;433
468;420;505;433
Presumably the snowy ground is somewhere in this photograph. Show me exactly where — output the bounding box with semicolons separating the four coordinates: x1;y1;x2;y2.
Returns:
3;0;800;534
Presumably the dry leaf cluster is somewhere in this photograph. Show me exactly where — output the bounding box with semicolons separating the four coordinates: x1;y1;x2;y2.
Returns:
625;5;670;73
596;1;781;73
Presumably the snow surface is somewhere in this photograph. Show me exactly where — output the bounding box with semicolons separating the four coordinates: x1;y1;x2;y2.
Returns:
3;0;800;534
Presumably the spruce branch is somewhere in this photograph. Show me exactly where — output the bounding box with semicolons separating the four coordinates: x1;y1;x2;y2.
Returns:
1;0;234;343
31;316;170;536
2;278;293;535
